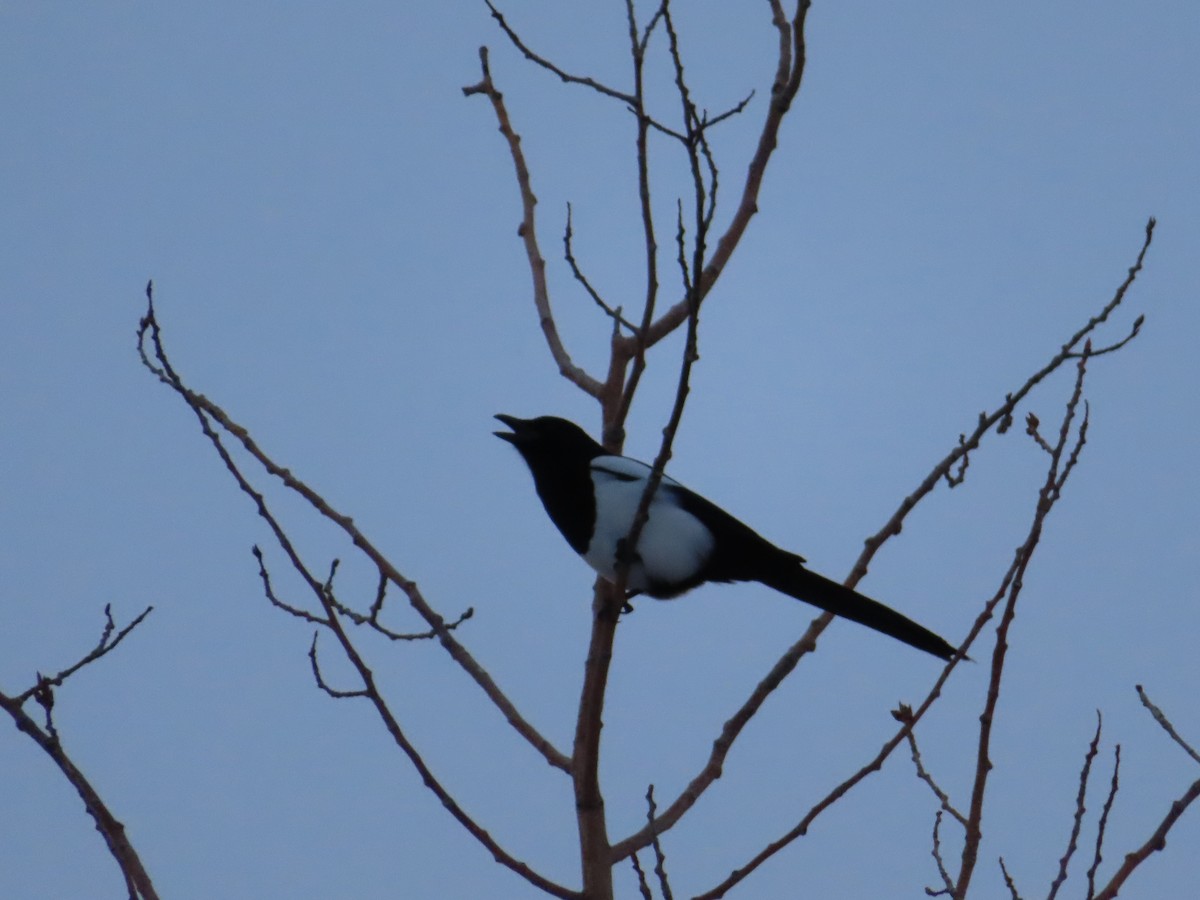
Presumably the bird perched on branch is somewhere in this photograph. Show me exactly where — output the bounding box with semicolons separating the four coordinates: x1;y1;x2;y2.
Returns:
495;414;956;661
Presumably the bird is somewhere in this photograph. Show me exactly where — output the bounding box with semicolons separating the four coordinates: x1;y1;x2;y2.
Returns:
494;414;957;661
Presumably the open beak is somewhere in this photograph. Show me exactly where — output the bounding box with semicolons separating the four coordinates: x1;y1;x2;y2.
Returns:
493;413;527;445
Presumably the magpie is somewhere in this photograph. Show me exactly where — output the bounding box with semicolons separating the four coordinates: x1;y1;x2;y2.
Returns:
495;414;956;661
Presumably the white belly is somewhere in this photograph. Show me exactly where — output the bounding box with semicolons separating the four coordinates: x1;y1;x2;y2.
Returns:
584;459;714;594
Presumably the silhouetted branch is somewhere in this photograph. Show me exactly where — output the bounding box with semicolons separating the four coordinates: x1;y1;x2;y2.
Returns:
0;607;159;900
908;727;966;827
645;785;674;900
998;857;1024;900
1047;712;1104;900
927;810;955;896
564;203;639;335
14;603;153;704
309;632;369;699
252;544;330;626
636;0;813;348
1137;684;1200;765
690;278;1139;897
1086;744;1121;899
631;851;653;900
319;558;475;642
956;345;1096;897
1089;689;1200;898
484;1;636;105
463;48;605;399
1069;315;1143;358
139;285;570;774
1093;776;1200;900
140;289;578;897
624;222;1152;876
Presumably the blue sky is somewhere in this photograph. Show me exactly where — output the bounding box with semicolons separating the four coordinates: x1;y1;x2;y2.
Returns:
2;3;1197;897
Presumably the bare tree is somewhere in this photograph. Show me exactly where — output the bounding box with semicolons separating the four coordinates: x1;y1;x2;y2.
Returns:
6;3;1194;898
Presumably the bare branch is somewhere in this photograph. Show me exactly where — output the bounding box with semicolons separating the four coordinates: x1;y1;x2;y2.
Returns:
344;602;474;643
318;558;475;642
138;291;571;774
15;604;153;705
688;656;963;899
927;810;955;896
907;726;967;827
1047;712;1104;900
1025;412;1055;455
564;203;640;335
1091;695;1200;900
1137;684;1200;766
690;288;1133;897
635;0;813;348
483;1;636;105
316;604;581;898
463;48;605;399
611;0;665;435
1093;776;1200;900
850;216;1154;592
1068;314;1143;358
699;90;756;133
631;850;653;900
141;286;578;895
645;785;674;900
308;632;369;699
999;857;1024;900
622;220;1153;872
1;611;160;900
252;544;330;626
956;347;1096;897
1086;744;1122;900
943;434;971;487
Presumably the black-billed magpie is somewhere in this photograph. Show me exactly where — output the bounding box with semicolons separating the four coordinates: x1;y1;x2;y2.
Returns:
495;414;956;661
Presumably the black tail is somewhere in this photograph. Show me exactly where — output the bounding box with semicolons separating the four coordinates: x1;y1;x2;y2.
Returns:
757;557;956;661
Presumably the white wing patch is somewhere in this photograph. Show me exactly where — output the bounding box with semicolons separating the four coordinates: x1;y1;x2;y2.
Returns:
585;455;714;594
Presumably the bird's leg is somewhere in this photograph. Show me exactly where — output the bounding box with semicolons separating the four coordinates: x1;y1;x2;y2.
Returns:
613;538;643;614
620;591;640;615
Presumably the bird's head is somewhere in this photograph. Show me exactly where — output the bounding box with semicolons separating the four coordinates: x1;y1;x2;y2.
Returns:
494;414;605;464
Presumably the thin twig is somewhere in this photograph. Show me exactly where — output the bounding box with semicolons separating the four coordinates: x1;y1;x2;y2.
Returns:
484;1;636;106
463;48;604;399
1047;712;1104;900
564;203;640;334
1091;689;1200;898
645;785;674;900
927;810;955;896
611;0;664;436
907;727;967;826
1137;684;1200;765
1;612;160;899
308;632;369;699
252;544;331;626
1068;315;1142;358
630;851;653;900
999;857;1024;900
957;347;1095;898
16;605;154;704
1086;744;1121;900
632;0;814;349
